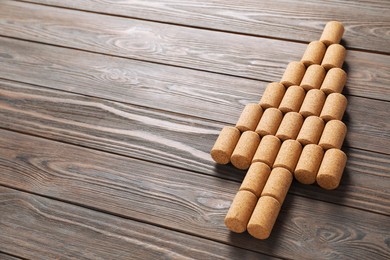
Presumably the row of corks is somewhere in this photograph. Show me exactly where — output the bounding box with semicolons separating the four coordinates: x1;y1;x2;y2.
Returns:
210;21;348;239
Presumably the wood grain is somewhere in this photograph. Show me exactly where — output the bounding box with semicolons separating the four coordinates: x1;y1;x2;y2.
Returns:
0;186;275;260
0;2;389;101
22;0;390;53
0;253;21;260
0;51;389;155
0;79;389;215
0;37;390;124
0;129;389;259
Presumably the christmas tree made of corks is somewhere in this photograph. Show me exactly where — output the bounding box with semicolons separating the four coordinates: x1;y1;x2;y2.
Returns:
210;21;348;240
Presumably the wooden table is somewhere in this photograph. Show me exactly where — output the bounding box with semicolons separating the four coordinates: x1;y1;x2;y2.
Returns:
0;1;389;259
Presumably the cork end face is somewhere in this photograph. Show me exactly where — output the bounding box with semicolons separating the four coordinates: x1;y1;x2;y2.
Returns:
280;80;294;87
320;39;334;47
247;223;270;240
322;63;336;71
224;217;246;233
299;110;314;118
318;143;335;150
316;173;340;190
321;87;335;95
235;125;250;132
258;102;273;110
275;134;291;142
231;155;251;170
296;138;313;146
210;149;230;164
320;114;336;122
301;60;315;67
255;129;271;137
294;169;316;185
300;84;316;92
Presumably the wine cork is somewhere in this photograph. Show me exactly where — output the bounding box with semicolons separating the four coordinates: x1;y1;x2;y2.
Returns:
320;21;345;46
320;68;347;95
280;61;306;87
224;190;257;233
321;44;346;70
239;162;271;197
259;82;286;109
320;93;348;121
318;120;347;150
261;167;292;204
255;108;283;136
276;112;303;141
231;131;260;170
301;41;326;66
252;135;281;167
278;85;305;113
299;89;326;118
294;144;324;184
211;126;241;164
273;140;302;172
296;116;325;145
247;196;281;240
316;148;347;190
235;104;263;132
300;64;326;91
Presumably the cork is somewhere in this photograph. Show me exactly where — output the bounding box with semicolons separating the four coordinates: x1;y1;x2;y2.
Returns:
294;144;324;184
320;93;348;121
275;112;303;141
273;140;302;172
278;85;305;113
231;131;260;170
321;44;346;70
300;64;326;91
318;120;347;150
239;162;271;197
261;167;293;204
259;82;286;109
320;21;345;46
316;148;347;190
247;196;281;239
280;61;306;87
252;135;281;167
320;68;347;95
299;89;326;118
211;126;241;164
296;116;325;145
224;190;257;233
235;103;263;132
255;108;283;136
301;41;326;66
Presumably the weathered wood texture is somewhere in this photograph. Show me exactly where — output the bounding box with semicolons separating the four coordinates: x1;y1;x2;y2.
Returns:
0;129;389;259
0;186;275;260
21;0;390;53
0;80;389;216
0;253;21;260
0;2;389;101
1;1;389;259
1;41;389;154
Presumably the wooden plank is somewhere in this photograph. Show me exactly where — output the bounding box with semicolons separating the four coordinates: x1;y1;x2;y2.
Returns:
0;253;21;260
0;79;389;215
0;129;389;259
22;0;390;54
0;187;275;260
1;36;390;124
0;2;389;101
0;45;389;155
